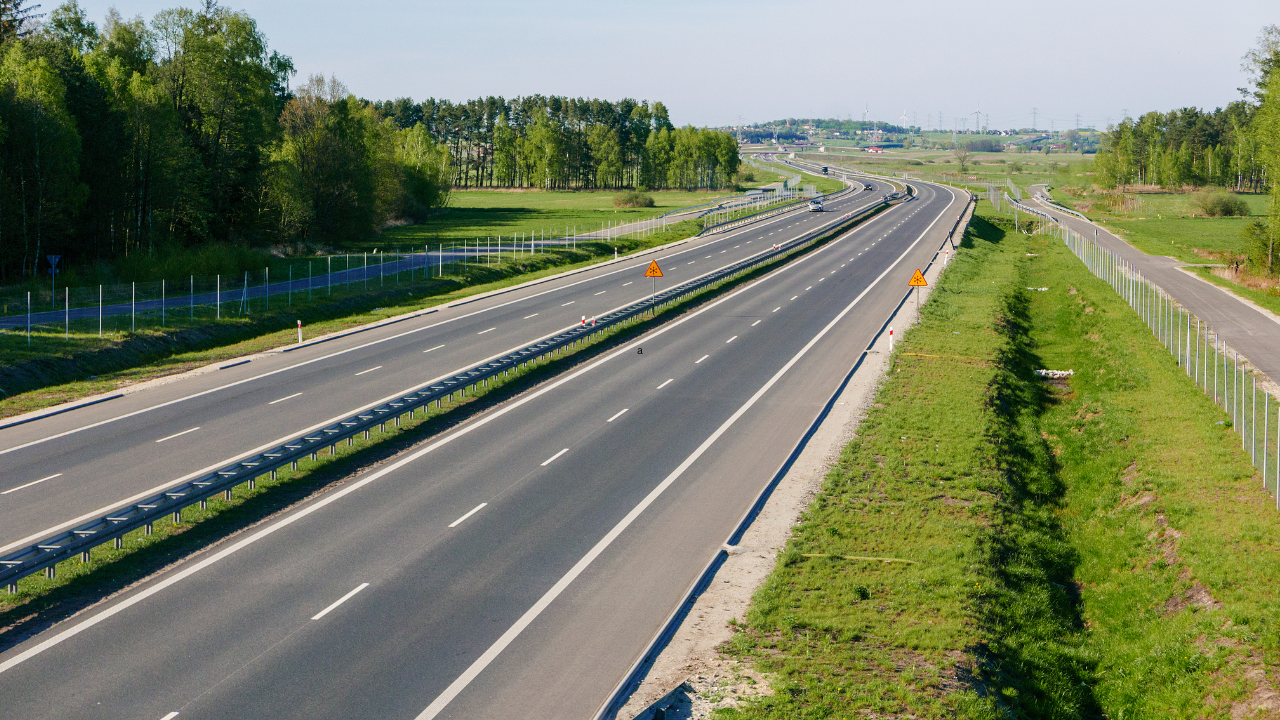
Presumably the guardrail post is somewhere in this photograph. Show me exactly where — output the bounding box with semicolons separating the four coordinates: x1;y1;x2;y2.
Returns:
145;523;153;535
81;551;90;563
173;510;181;524
115;536;123;549
45;566;55;580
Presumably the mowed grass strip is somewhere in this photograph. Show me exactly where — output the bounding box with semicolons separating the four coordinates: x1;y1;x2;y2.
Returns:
719;208;1280;718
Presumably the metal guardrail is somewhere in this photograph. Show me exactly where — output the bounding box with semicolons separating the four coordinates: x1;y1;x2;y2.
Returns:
1034;193;1089;221
696;182;855;237
0;189;907;593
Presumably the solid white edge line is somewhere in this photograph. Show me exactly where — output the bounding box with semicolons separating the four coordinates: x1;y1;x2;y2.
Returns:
412;187;958;720
656;379;673;389
0;185;908;677
268;393;303;405
606;409;628;423
448;503;489;528
1;474;63;495
354;366;383;376
310;583;371;621
155;427;200;444
540;449;569;467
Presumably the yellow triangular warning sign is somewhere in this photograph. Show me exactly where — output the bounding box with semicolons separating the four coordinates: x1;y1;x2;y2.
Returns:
644;260;664;278
908;269;928;287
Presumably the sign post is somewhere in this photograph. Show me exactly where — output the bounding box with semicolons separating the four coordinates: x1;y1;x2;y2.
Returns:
47;255;61;310
644;260;664;316
909;268;928;317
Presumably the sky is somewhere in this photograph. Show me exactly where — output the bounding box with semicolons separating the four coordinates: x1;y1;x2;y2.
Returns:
71;0;1278;131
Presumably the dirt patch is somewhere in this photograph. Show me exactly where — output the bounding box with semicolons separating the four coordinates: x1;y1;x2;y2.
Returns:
1164;581;1223;615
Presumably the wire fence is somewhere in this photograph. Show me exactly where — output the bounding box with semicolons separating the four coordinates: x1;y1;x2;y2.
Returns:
1059;221;1280;507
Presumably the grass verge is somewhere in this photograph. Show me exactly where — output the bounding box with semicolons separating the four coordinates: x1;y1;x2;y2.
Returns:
717;207;1280;718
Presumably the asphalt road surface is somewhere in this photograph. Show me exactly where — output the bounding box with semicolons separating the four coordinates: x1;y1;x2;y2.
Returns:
0;179;882;556
0;180;965;719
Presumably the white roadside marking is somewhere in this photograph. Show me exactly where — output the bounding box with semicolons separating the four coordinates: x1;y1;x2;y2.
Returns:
410;187;960;720
695;355;709;364
310;583;370;620
522;314;538;320
477;328;495;335
540;449;569;467
155;427;200;444
622;282;633;287
268;393;303;405
726;336;738;343
561;301;575;307
355;366;382;376
751;320;761;327
790;296;798;301
594;291;606;296
656;379;673;389
772;307;780;312
161;713;180;720
2;474;62;495
448;503;488;528
805;286;812;291
424;344;446;353
606;409;628;423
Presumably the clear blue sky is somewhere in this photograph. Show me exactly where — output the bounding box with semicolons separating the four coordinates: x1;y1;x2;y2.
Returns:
72;0;1277;130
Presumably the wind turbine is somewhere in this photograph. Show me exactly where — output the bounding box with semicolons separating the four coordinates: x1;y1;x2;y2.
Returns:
899;109;909;128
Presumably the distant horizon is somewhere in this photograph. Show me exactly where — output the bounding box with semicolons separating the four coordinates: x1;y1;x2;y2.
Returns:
65;0;1275;130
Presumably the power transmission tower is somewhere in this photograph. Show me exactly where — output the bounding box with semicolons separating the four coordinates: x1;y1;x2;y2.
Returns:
1031;108;1038;131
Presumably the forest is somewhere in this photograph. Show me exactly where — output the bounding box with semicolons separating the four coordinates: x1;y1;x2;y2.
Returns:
0;1;740;285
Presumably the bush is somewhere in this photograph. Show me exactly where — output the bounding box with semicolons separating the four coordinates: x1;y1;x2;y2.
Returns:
1243;220;1277;274
613;191;654;208
1191;191;1249;217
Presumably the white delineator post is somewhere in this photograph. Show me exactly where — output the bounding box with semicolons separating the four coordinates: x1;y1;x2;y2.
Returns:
297;320;303;344
889;327;894;353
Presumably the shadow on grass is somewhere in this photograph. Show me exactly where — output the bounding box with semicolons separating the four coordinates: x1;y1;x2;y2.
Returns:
967;214;1102;718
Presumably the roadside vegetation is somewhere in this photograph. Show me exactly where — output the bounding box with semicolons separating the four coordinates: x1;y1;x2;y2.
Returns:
719;207;1280;718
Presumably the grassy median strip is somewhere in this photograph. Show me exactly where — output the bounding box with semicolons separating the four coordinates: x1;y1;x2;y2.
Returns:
719;208;1280;718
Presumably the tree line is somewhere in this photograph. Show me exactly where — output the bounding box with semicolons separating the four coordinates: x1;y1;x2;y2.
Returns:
1094;25;1280;275
370;95;740;193
0;1;740;286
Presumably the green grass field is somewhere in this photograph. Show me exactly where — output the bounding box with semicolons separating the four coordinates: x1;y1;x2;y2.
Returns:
368;189;732;253
719;207;1280;718
1100;217;1258;264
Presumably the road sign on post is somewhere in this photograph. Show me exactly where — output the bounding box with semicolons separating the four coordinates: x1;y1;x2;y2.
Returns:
909;268;927;317
645;261;663;316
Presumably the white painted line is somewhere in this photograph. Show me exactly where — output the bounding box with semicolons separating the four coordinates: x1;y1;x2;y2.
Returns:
726;336;738;344
424;344;446;353
819;278;824;282
477;328;495;335
161;713;180;720
622;282;633;287
805;286;812;291
541;449;569;466
704;255;712;259
311;583;370;620
155;427;200;444
606;409;628;423
733;245;740;248
594;291;606;296
561;301;575;307
790;296;798;301
522;314;538;320
2;474;62;495
751;320;761;327
772;307;780;312
355;366;382;376
687;261;695;265
695;355;709;364
407;189;956;719
268;393;303;405
656;379;674;389
448;503;488;528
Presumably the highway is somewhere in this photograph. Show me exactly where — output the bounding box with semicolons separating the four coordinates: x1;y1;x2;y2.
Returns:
0;179;882;558
1030;195;1280;385
0;177;965;719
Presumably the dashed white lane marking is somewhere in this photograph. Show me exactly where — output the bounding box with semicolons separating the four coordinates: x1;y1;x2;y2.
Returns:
311;583;370;620
656;379;674;389
541;449;569;466
448;503;488;528
726;336;738;343
695;355;709;364
2;474;62;495
424;344;446;353
805;286;812;291
687;261;695;265
355;366;382;376
161;713;180;720
561;301;575;307
622;282;633;287
523;313;538;319
751;320;761;326
156;427;200;443
790;296;798;301
773;307;781;312
607;409;628;422
477;328;495;335
268;393;302;405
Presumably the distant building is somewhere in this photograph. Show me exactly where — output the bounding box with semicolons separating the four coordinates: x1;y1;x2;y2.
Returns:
867;147;884;153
